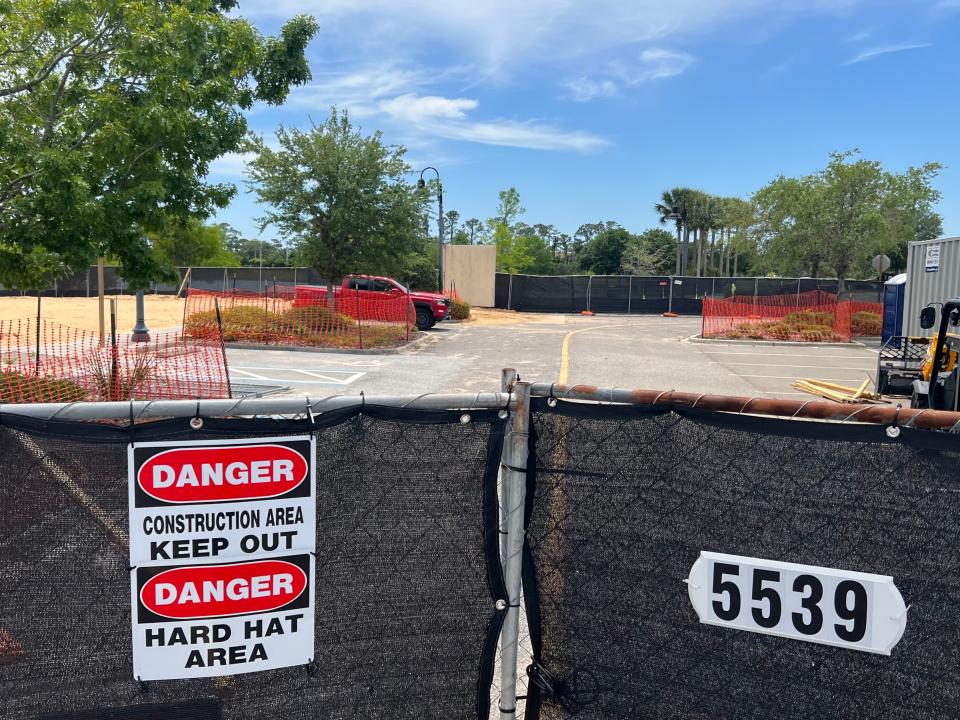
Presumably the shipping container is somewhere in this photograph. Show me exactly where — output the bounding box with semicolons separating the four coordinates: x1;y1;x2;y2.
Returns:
903;236;960;337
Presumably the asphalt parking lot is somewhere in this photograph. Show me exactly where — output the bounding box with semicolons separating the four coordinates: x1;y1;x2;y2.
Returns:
226;311;881;400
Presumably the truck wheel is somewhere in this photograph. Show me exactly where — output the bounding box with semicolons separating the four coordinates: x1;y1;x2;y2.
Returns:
415;307;433;330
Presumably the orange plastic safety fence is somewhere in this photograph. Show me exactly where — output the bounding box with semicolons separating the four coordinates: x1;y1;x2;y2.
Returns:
702;293;855;342
849;301;883;336
0;318;230;403
184;287;416;350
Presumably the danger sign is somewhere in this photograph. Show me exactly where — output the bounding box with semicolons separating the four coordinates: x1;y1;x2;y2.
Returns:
128;436;316;680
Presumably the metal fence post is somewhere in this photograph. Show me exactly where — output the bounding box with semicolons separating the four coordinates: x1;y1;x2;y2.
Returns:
499;372;529;720
627;276;633;314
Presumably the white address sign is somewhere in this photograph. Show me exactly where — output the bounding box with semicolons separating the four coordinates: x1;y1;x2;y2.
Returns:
686;552;907;655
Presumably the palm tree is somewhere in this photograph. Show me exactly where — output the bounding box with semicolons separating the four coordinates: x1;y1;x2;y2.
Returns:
656;188;693;274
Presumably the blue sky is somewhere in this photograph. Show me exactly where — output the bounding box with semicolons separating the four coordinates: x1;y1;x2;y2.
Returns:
211;0;960;242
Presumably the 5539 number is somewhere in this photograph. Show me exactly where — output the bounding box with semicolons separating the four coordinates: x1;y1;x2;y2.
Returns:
686;552;908;655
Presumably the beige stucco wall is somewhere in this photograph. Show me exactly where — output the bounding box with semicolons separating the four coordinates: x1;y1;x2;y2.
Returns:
443;245;496;306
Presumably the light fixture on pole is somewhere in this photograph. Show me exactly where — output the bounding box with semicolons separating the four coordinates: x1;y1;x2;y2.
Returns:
417;167;444;292
666;205;687;276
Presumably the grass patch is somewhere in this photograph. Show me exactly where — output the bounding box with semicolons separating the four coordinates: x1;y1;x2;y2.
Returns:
0;371;86;403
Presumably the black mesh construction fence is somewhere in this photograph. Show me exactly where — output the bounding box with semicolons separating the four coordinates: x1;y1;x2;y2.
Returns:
0;267;325;297
493;275;884;314
0;407;507;720
521;399;960;720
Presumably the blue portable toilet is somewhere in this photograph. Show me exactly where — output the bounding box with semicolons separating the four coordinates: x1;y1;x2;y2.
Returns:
882;273;907;343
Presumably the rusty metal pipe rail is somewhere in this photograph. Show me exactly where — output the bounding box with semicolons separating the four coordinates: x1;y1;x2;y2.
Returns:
529;383;960;431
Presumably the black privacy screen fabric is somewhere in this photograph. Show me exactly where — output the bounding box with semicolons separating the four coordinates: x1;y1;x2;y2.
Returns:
0;407;506;720
522;399;960;720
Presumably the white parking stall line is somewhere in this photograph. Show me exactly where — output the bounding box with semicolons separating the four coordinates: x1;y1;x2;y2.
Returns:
702;351;876;359
229;368;274;381
722;363;874;370
738;374;872;381
289;369;365;384
231;368;366;387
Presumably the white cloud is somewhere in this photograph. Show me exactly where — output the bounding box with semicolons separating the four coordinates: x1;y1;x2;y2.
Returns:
209;152;255;178
379;94;478;121
419;118;608;152
563;77;619;102
615;48;695;84
246;0;854;75
564;47;694;102
286;65;434;116
842;42;932;65
843;26;875;43
378;93;608;152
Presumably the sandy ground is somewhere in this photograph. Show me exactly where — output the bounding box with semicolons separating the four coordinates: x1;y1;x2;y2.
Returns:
0;296;187;332
468;307;567;325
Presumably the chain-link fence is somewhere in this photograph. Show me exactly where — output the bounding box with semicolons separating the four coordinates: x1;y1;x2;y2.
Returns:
3;383;960;720
0;400;508;719
494;275;885;315
519;396;960;719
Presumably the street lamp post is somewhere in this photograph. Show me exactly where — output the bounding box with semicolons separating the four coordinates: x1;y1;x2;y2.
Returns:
667;205;687;276
417;167;444;292
131;289;150;342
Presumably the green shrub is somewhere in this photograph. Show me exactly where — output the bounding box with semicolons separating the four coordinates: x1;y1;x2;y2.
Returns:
0;371;86;403
449;299;471;320
184;305;283;342
281;304;354;333
851;311;882;336
782;310;835;329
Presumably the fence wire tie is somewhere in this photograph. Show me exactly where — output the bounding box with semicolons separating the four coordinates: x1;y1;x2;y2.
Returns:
190;401;203;430
137;676;149;693
691;393;706;408
791;400;814;418
305;396;315;426
841;406;871;423
305;658;318;677
904;409;929;429
890;604;912;621
652;389;672;407
128;400;136;447
739;396;761;415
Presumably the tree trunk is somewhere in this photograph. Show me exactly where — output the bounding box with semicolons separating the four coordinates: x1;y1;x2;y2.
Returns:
707;228;717;275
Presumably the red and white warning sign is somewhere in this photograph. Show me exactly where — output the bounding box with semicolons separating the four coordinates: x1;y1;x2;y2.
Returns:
128;436;316;680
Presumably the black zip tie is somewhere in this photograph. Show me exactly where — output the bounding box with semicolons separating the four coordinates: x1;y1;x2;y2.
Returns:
137;676;149;693
305;396;315;426
190;401;203;430
548;382;556;399
498;706;516;714
360;391;365;413
305;659;318;676
501;462;527;474
892;404;902;427
128;400;136;448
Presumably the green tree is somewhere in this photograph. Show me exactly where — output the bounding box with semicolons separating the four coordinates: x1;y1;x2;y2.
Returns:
0;0;317;289
223;231;291;266
463;218;483;244
752;150;942;284
621;228;676;275
246;109;426;296
151;220;239;267
577;227;630;275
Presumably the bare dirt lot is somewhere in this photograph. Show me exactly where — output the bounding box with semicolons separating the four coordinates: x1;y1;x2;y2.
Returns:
1;296;186;332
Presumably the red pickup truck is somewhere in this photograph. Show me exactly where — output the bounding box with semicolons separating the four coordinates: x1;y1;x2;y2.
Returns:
295;275;451;330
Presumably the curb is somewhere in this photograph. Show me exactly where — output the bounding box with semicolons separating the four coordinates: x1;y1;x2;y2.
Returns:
225;332;430;355
687;334;868;348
